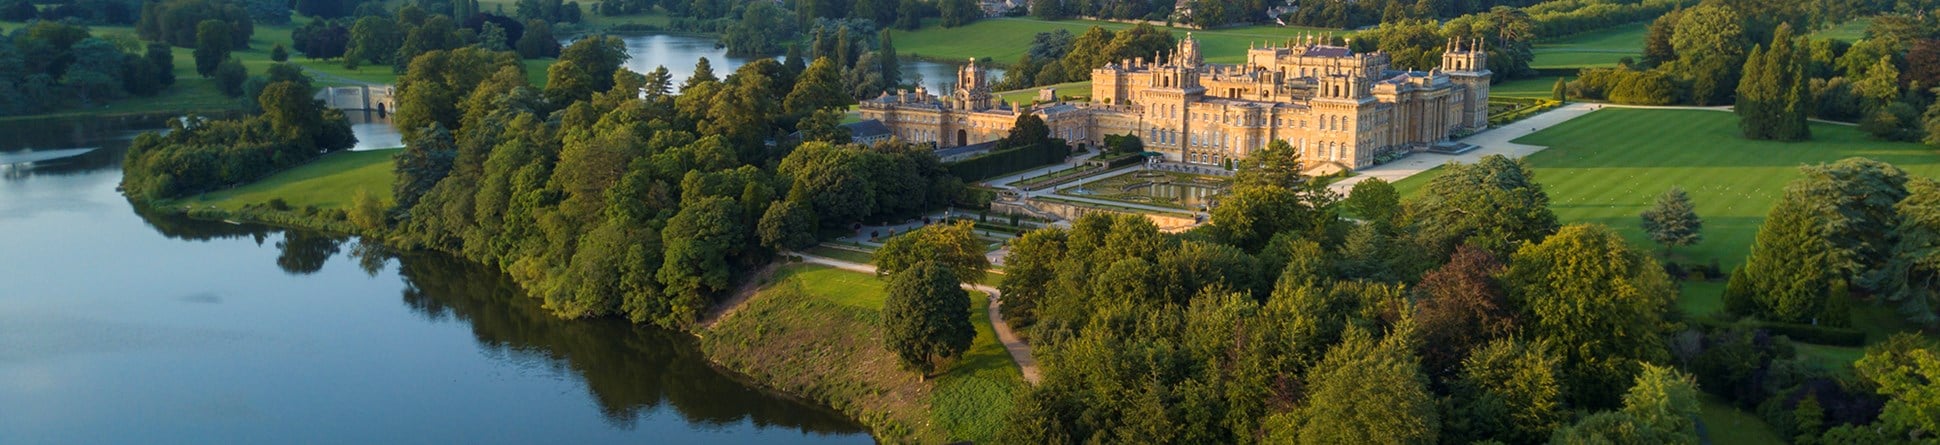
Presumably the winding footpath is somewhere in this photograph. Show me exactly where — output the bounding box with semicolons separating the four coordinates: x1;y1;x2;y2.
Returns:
795;253;1043;384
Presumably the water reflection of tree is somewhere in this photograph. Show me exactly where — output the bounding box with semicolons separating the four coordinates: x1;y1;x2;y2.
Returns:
391;253;867;435
134;205;273;243
274;231;345;275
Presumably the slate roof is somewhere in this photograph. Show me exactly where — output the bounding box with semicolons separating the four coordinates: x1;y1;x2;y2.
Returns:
844;120;893;140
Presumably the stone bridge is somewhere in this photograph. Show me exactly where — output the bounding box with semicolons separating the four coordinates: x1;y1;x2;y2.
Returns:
314;85;396;114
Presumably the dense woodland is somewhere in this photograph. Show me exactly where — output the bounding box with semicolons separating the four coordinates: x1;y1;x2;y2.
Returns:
0;21;177;115
976;150;1940;443
1568;0;1940;147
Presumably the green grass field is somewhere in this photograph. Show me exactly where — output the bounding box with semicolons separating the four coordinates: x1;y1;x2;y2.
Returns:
998;81;1093;104
1700;394;1785;444
1393;108;1940;314
2;16;556;121
721;263;1024;443
1491;75;1565;99
891;17;1340;65
177;148;398;211
1531;22;1646;69
1812;18;1872;42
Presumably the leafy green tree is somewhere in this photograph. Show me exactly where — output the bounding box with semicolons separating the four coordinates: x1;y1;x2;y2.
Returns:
60;38;126;105
938;0;978;27
350;188;389;230
1235;138;1306;190
193;19;233;77
883;261;975;377
1275;326;1438;444
998;227;1065;328
795;108;852;144
346;15;400;67
1211;184;1310;252
722;1;786;57
1504;224;1674;409
394;122;458;212
756;200;818;251
1550;364;1701;444
779;141;873;223
1737;24;1811;141
1553;76;1567;100
878;29;900;88
213;57;247;97
544;35;628;104
1405;155;1558;260
270;43;289;62
1731;183;1846;324
1443;338;1566;445
1797;158;1911;290
656;196;746;326
1640;186;1703;257
875;221;988;285
1854;333;1940;437
784;57;849;116
1345;177;1401;231
1884;178;1940;326
516;19;560;58
1668;4;1747;105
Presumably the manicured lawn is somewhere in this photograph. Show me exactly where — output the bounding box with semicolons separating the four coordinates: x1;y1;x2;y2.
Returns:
998;81;1092;104
1699;394;1785;444
747;263;1025;443
808;244;879;264
1812;18;1872;42
773;263;890;310
1393;108;1940;316
891;17;1340;65
1531;22;1646;69
1491;75;1566;99
178;148;399;211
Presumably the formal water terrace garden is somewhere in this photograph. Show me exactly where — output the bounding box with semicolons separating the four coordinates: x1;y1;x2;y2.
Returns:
1057;169;1231;211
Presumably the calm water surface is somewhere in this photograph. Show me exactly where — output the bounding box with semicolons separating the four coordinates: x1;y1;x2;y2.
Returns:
610;33;1003;94
0;118;869;443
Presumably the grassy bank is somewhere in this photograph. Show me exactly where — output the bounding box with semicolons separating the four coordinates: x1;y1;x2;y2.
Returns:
701;263;1025;443
174;148;398;211
2;17;555;122
891;17;1340;65
1531;22;1646;69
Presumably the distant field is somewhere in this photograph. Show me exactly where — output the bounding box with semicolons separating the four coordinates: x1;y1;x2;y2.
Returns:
1531;23;1646;69
180;148;398;211
1812;18;1872;42
1;15;555;121
997;81;1093;104
1699;395;1784;444
892;17;1341;65
1491;75;1565;99
1393;108;1940;314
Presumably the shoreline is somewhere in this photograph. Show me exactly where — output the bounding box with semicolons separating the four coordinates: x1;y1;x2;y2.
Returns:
140;201;911;441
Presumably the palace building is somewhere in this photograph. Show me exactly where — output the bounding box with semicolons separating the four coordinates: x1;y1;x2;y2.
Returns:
857;33;1493;174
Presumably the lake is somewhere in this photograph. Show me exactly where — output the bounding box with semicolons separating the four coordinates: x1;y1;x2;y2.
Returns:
611;33;1003;95
0;117;870;443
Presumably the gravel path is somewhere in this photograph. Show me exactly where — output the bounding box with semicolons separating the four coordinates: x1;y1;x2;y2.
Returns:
795;253;1042;384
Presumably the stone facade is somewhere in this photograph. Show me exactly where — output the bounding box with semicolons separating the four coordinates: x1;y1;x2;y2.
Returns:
858;34;1492;174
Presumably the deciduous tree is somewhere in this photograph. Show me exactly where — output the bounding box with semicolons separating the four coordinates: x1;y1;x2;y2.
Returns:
1504;224;1674;409
883;261;974;377
875;221;988;285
